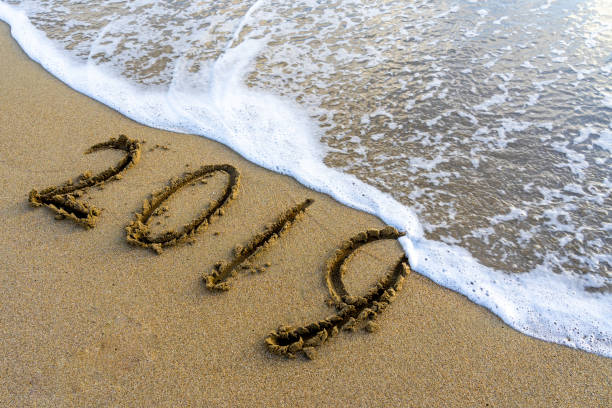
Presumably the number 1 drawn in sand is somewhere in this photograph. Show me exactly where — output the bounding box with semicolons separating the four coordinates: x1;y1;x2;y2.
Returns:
28;135;141;228
204;199;314;291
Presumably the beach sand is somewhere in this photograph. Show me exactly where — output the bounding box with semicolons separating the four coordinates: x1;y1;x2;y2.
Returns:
0;23;610;407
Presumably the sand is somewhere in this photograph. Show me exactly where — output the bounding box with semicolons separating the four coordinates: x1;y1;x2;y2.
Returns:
0;22;610;407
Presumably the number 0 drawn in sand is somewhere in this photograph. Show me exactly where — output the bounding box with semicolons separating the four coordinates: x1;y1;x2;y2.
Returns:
266;226;410;359
28;135;141;228
126;164;240;254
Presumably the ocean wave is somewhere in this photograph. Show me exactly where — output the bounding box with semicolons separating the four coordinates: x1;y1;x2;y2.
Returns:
1;0;610;357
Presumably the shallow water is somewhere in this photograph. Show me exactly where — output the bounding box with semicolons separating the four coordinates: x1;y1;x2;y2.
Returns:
1;0;610;356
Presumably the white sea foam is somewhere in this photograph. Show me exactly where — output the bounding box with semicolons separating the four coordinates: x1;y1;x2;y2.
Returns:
594;129;612;153
602;93;612;109
1;1;610;358
474;83;509;111
575;127;595;143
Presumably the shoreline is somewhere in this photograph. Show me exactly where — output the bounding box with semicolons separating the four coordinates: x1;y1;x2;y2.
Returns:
1;22;610;407
1;3;609;358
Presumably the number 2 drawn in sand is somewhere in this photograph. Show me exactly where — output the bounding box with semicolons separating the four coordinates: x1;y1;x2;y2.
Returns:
28;135;141;228
126;164;240;254
266;226;410;359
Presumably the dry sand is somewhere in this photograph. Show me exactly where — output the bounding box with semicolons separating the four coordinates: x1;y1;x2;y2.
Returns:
0;23;610;407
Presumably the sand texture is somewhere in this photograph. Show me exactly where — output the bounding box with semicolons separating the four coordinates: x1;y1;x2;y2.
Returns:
0;23;610;407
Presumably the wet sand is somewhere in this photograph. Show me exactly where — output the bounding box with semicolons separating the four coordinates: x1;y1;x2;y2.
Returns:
0;23;610;407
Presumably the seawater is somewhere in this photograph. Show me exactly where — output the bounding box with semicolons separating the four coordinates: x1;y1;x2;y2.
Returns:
1;0;610;357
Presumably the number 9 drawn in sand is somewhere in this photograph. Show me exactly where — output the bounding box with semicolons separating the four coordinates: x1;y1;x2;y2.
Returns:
126;164;240;254
28;135;141;228
265;226;410;359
